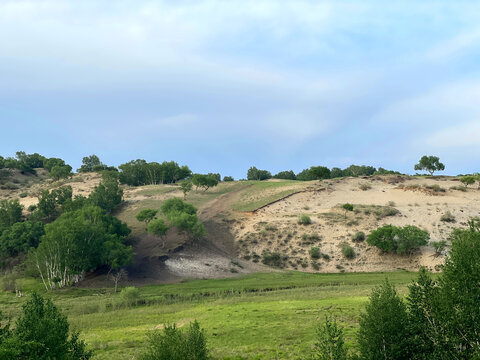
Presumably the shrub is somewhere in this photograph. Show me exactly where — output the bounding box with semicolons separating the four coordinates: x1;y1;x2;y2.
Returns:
298;214;312;225
141;321;208;360
261;251;288;268
309;247;321;259
450;185;467;192
459;175;476;187
431;240;447;256
352;231;366;242
223;176;234;182
120;286;141;306
359;183;372;191
440;211;455;223
424;184;446;193
342;244;355;259
367;225;429;254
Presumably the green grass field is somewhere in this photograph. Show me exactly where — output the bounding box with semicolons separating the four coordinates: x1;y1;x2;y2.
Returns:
0;271;424;359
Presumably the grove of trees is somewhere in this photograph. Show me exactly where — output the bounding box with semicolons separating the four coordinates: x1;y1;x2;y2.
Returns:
118;160;191;186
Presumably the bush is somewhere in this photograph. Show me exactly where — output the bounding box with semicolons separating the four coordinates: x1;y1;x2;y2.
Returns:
120;287;141;306
309;247;321;259
352;231;365;242
342;244;355;259
424;184;446;193
223;176;234;182
141;321;209;360
298;214;312;225
440;211;455;223
261;251;288;268
431;240;447;256
367;225;429;254
459;175;476;187
359;183;372;191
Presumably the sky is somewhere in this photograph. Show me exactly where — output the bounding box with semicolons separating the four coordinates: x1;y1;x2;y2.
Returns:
1;0;480;178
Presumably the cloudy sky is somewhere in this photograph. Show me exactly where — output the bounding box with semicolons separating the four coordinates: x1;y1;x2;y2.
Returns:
1;1;479;178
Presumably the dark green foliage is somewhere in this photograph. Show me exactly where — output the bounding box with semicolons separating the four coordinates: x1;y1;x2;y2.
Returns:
0;221;44;257
180;180;193;199
367;225;429;254
298;214;312;225
310;166;331;180
357;280;412;360
342;203;354;212
342;165;376;177
207;173;221;182
30;206;132;289
136;209;158;225
261;251;288;268
89;171;123;212
296;168;317;181
247;166;272;181
309;246;321;259
459;175;475;187
313;316;348;360
78;154;102;173
352;231;365;242
330;167;343;178
161;198;205;241
147;218;169;247
223;176;234;182
414;155;445;176
0;199;23;228
141;321;208;360
35;186;73;222
430;240;447;256
341;244;355;259
43;157;67;172
438;224;480;358
374;167;401;175
0;293;92;359
49;164;73;180
161;198;196;216
273;170;296;180
191;174;219;191
119;160;191;186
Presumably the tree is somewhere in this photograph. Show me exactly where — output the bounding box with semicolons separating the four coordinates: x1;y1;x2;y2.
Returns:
223;176;234;182
342;203;353;218
147;218;169;248
161;198;205;242
89;171;123;212
0;199;23;229
247;166;271;181
273;170;296;180
357;279;412;360
109;268;127;293
136;209;158;226
141;321;209;360
78;154;102;173
330;167;344;178
0;293;92;359
191;174;218;191
0;221;45;258
180;180;193;200
43;157;67;172
161;198;196;216
414;156;445;176
313;316;348;360
310;166;331;180
49;164;73;180
30;206;132;289
35;186;73;222
296;168;317;181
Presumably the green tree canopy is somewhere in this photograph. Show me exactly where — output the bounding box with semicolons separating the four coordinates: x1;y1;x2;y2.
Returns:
191;174;218;191
147;218;169;248
247;166;272;181
414;155;445;176
136;209;158;225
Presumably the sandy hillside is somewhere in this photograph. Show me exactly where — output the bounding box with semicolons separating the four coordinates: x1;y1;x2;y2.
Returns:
230;176;480;273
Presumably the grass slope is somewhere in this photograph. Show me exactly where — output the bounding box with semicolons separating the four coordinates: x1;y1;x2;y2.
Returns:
0;271;421;359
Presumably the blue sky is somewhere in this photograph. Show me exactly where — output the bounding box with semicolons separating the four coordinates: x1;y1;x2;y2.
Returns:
1;1;479;178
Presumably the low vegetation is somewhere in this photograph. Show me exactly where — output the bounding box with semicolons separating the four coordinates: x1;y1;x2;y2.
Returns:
367;225;429;254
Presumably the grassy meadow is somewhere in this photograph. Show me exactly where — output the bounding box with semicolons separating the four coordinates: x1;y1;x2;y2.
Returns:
0;271;423;359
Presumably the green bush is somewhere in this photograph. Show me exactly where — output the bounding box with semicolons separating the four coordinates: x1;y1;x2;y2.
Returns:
431;240;447;256
314;316;348;360
352;231;366;242
298;214;312;225
342;244;355;259
120;286;141;306
141;321;208;360
440;211;455;223
367;225;429;254
309;247;321;259
261;251;288;268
